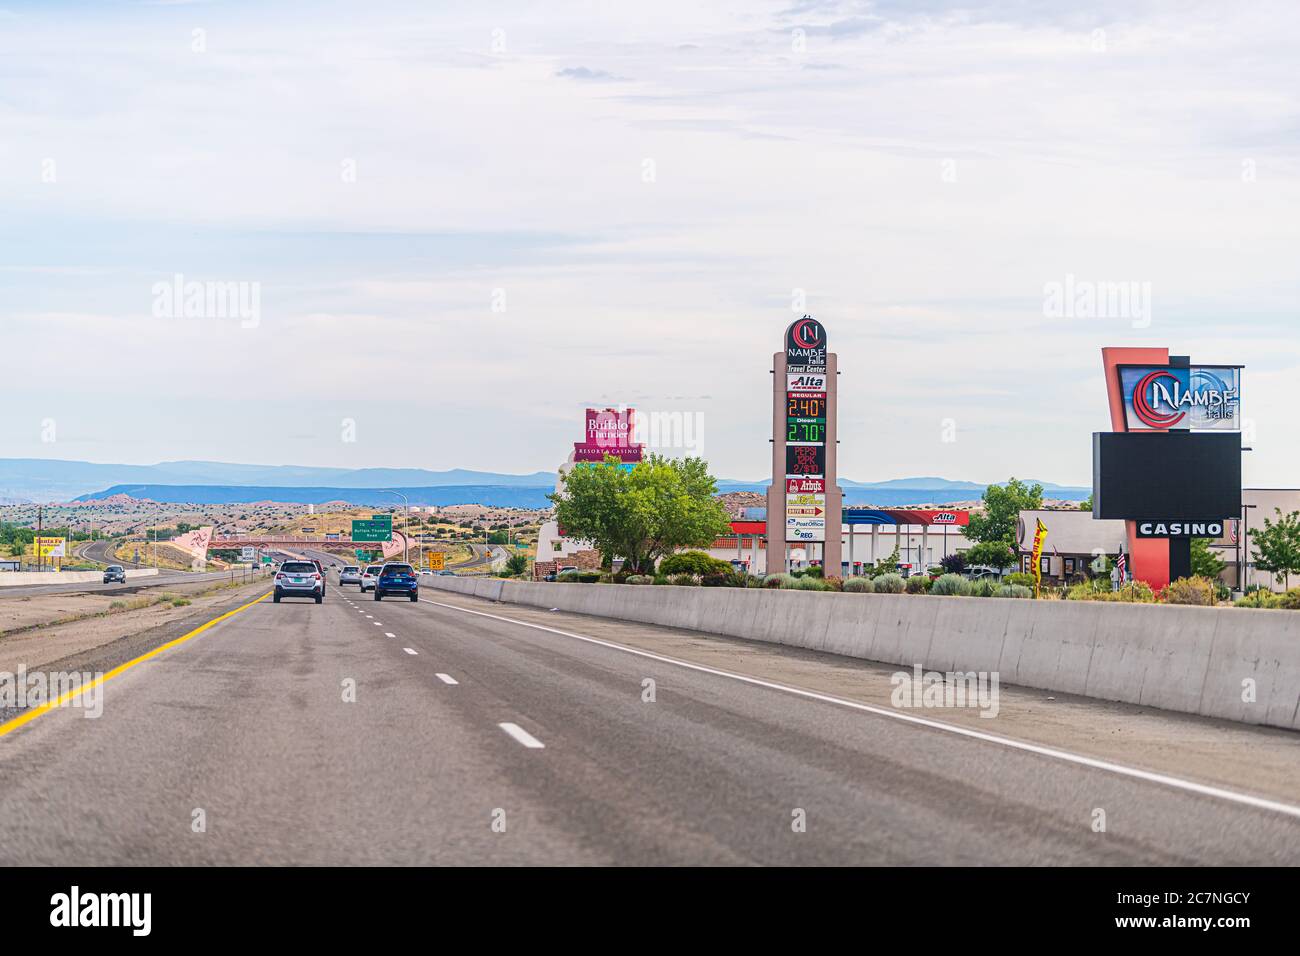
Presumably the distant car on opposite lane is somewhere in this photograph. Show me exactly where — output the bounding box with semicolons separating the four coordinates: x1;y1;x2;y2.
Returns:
339;565;362;586
435;569;456;576
102;565;126;584
374;563;418;602
274;560;324;604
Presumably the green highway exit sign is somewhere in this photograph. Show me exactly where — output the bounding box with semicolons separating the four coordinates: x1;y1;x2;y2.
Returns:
351;516;392;542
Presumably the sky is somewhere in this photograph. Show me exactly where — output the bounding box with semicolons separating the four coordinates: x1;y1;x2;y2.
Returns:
1;0;1297;486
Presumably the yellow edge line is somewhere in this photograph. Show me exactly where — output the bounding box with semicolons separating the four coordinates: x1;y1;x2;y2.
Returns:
0;590;271;740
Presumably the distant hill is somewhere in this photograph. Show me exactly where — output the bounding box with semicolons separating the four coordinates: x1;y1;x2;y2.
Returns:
19;456;1089;506
75;484;557;508
0;458;556;502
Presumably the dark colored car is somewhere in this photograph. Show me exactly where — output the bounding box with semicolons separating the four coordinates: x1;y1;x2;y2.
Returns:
103;565;126;584
274;560;324;604
374;563;418;602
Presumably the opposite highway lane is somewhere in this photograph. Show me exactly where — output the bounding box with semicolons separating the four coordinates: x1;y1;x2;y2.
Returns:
0;585;1296;864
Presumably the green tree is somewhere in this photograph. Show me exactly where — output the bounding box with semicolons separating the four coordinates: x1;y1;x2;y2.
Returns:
1078;493;1093;511
549;454;731;575
503;553;529;576
1190;537;1226;580
1252;508;1300;590
964;540;1017;572
964;478;1045;548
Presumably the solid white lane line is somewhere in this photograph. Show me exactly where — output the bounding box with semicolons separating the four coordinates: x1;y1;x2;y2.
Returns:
403;647;418;655
421;597;1300;821
435;673;459;685
499;722;544;749
385;632;396;638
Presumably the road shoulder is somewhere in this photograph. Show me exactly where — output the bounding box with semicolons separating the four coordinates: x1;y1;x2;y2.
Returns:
421;588;1300;805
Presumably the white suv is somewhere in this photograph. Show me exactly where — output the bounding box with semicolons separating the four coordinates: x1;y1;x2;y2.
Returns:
339;565;362;586
360;565;383;592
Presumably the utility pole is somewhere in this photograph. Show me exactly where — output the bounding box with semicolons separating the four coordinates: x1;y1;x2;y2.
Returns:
36;505;43;573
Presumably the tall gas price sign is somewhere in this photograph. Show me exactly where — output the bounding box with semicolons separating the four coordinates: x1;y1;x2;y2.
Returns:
767;316;841;574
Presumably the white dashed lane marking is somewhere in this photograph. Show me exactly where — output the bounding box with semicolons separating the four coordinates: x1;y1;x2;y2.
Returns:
499;722;544;749
403;648;418;655
435;673;458;685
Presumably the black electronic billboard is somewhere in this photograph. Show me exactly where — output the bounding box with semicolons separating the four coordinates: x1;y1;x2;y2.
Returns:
1092;431;1241;521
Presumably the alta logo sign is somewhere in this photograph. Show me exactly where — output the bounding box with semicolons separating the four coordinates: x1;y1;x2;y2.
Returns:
787;373;826;392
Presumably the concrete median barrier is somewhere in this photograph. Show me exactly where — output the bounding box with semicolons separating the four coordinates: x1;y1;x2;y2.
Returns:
428;577;1300;731
0;568;160;588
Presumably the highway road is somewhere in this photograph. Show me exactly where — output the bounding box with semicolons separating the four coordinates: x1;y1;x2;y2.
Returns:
78;537;145;568
1;583;1297;865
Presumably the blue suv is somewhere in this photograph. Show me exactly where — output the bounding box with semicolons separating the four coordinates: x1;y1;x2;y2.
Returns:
374;563;419;602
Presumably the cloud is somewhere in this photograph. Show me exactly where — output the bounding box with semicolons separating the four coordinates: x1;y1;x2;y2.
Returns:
555;66;629;82
0;0;1297;484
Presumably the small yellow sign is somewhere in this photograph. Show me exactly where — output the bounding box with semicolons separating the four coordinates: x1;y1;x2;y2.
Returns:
35;537;66;559
425;552;445;571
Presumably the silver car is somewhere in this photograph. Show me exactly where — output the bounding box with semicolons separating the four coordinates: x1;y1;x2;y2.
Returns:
273;560;324;604
339;565;362;586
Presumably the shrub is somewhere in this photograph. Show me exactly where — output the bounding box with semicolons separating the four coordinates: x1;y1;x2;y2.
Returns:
1164;576;1217;606
970;578;998;597
872;573;905;594
939;553;968;575
652;574;670;585
1004;572;1036;589
930;573;971;596
1236;589;1282;609
667;573;698;587
701;570;743;587
822;575;844;592
905;575;932;594
171;597;191;607
1093;581;1157;603
1065;578;1110;600
763;573;794;589
793;575;832;591
659;551;731;578
802;564;825;579
624;574;654;585
998;584;1032;599
1275;588;1300;610
842;577;874;593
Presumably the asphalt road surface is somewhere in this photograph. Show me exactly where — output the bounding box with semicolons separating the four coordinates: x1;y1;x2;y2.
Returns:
1;583;1297;865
